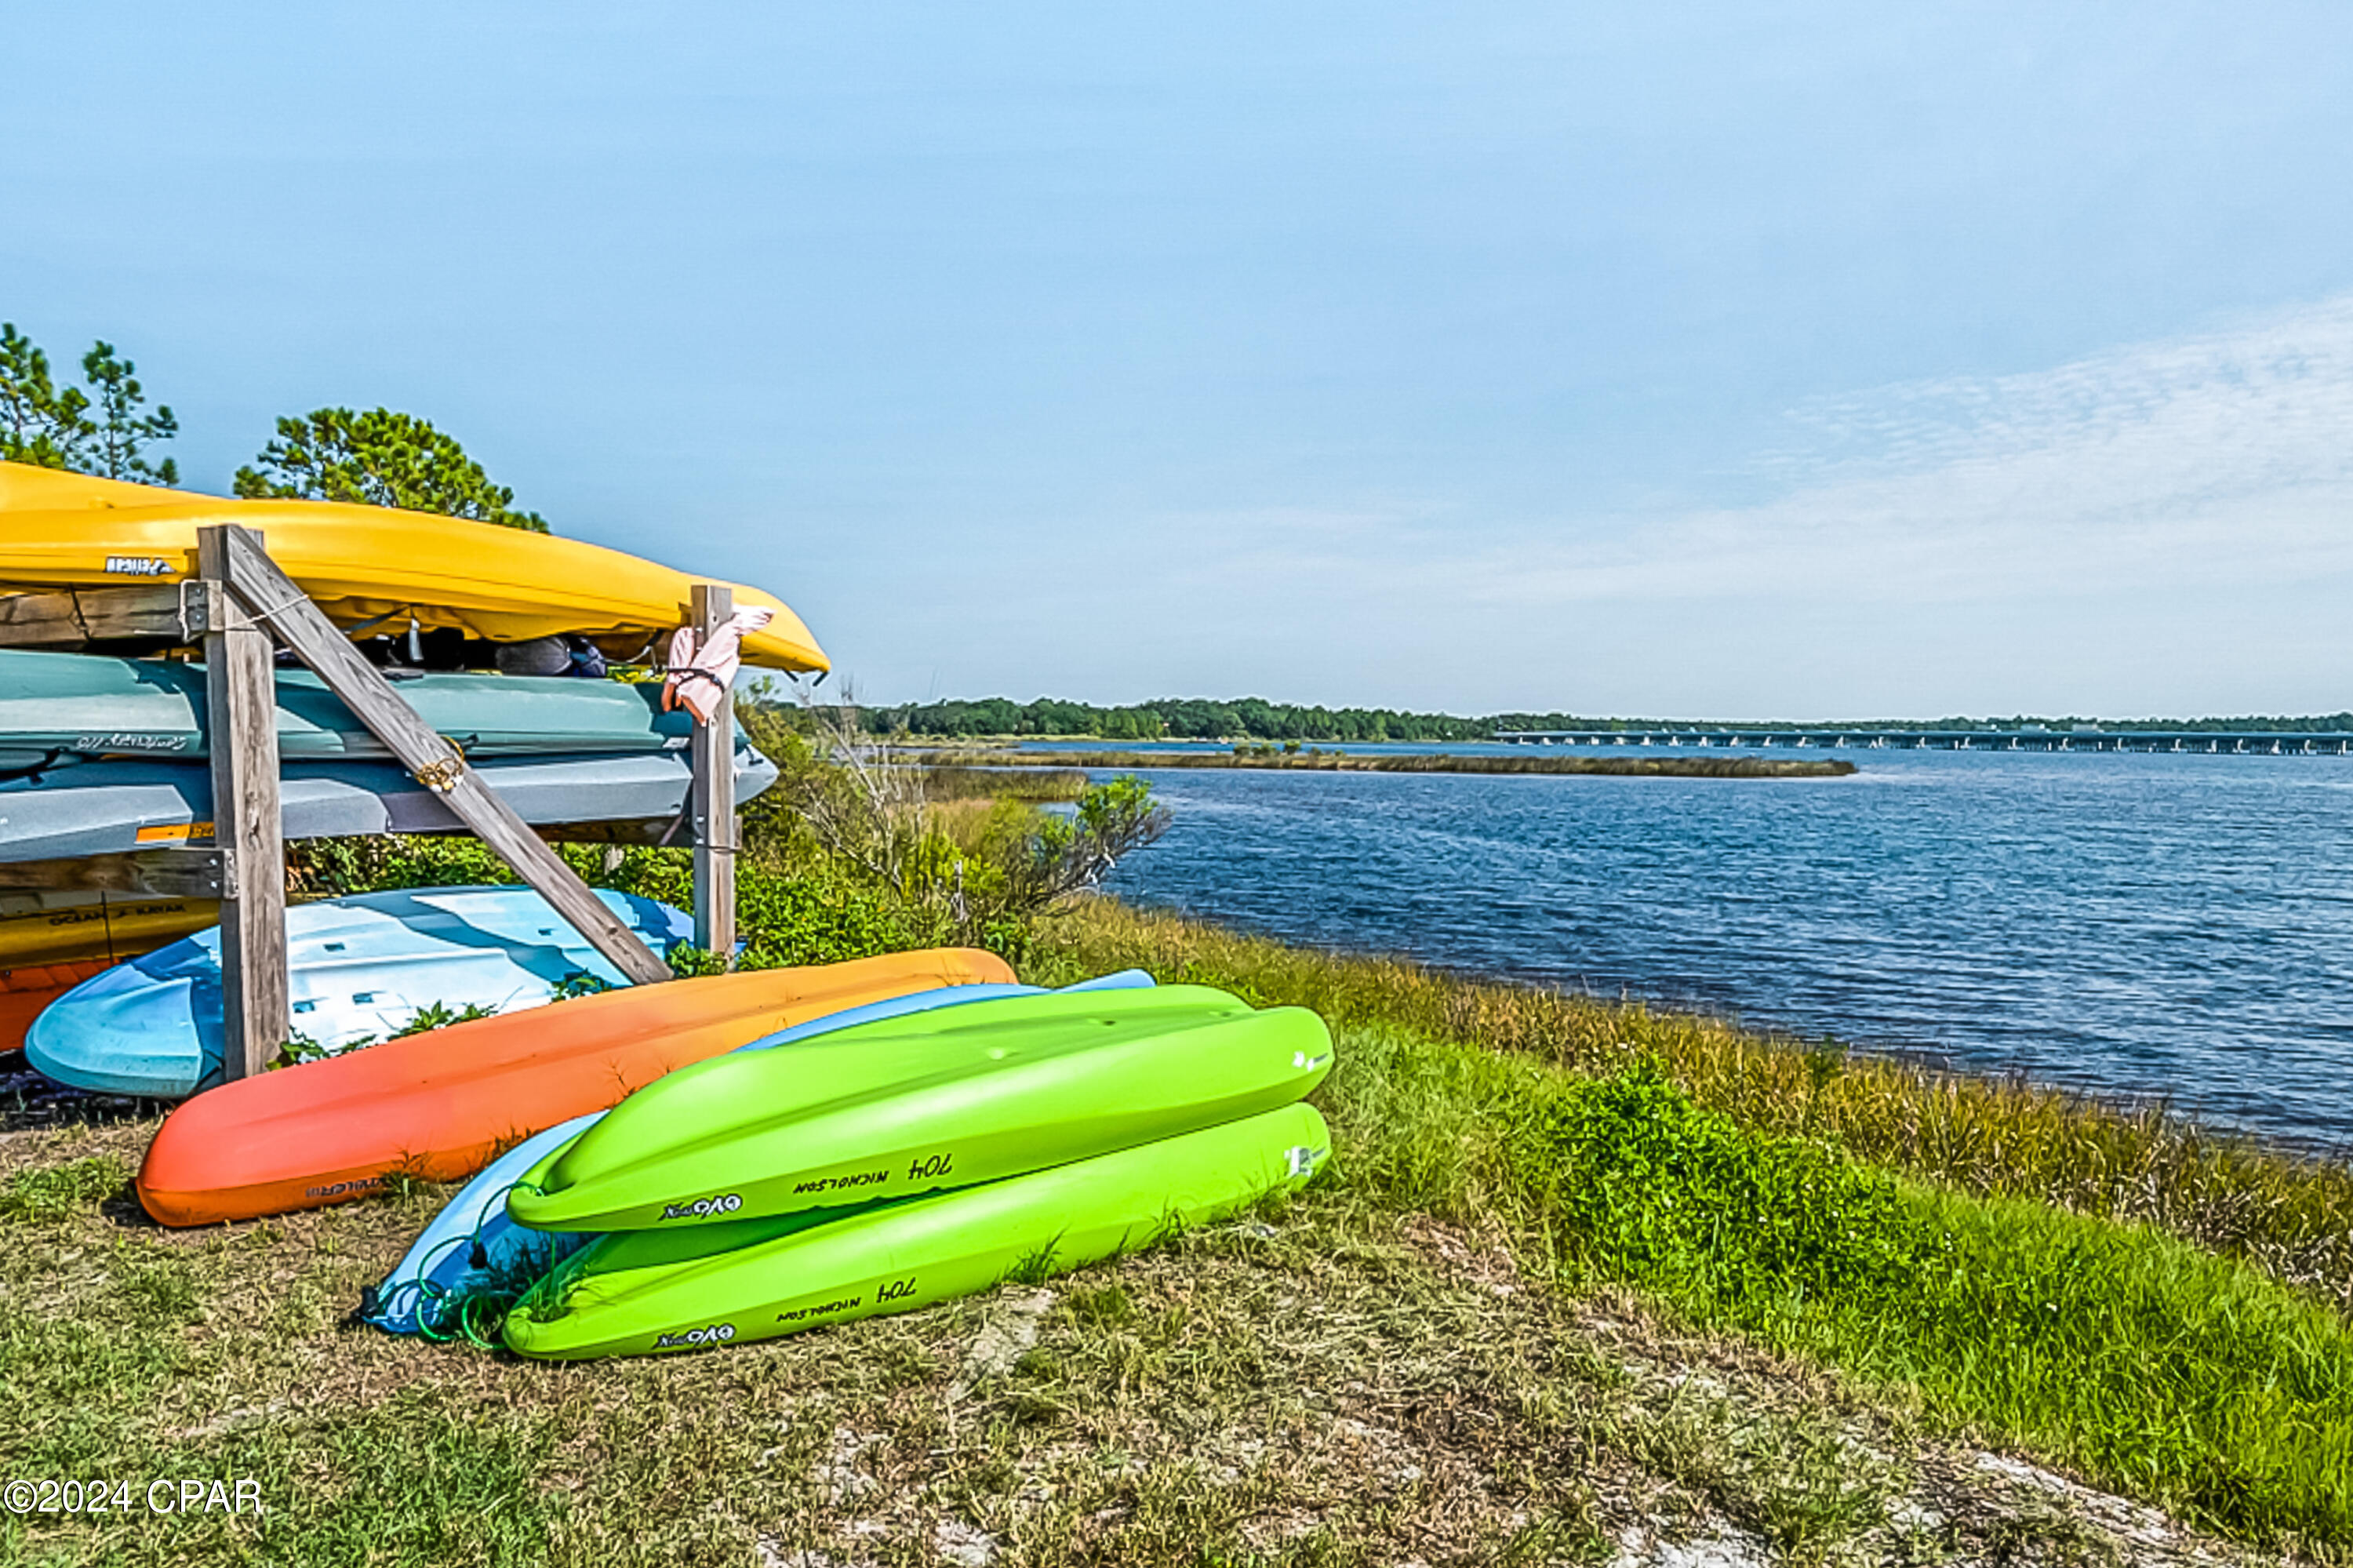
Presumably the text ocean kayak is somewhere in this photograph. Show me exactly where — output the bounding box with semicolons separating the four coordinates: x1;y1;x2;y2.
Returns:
0;890;218;969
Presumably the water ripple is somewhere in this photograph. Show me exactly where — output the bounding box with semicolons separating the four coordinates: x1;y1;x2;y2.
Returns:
1099;751;2353;1149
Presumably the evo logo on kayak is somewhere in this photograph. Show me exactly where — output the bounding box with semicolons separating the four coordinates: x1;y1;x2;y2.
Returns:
659;1193;744;1221
103;555;176;577
653;1322;736;1349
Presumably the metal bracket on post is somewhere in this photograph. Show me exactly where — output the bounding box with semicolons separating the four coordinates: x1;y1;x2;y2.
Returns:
198;526;288;1082
689;583;737;967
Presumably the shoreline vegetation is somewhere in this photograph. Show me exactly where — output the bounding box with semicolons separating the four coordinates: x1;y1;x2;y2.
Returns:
1031;898;2353;1545
904;746;1858;780
762;692;2353;745
1038;900;2353;1310
5;744;2351;1562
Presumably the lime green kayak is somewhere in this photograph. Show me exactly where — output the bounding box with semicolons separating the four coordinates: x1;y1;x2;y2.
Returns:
503;1102;1329;1359
504;985;1333;1233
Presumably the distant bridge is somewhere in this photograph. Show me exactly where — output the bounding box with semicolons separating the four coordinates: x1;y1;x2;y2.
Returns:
1492;727;2353;755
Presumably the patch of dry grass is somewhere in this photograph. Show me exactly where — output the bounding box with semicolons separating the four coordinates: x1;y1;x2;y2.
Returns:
911;766;1090;805
0;1115;2290;1568
6;895;2349;1563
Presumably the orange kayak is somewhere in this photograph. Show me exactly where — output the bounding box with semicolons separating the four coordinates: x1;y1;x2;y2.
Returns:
136;947;1014;1226
2;959;107;1055
2;893;219;1052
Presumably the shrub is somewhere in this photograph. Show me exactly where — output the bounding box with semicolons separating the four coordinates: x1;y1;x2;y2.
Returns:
1526;1064;1923;1303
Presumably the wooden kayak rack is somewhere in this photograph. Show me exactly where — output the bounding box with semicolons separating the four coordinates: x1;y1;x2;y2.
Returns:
0;524;740;1079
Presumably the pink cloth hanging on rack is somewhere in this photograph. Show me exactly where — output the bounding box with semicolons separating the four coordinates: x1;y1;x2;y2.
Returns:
662;606;776;723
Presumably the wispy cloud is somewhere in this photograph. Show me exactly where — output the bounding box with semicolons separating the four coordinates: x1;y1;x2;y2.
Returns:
1460;293;2353;604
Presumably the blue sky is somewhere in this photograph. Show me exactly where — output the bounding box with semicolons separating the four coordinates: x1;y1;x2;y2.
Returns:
7;3;2351;717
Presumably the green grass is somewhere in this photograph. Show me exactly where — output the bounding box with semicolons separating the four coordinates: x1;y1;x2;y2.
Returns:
1033;897;2353;1314
0;1042;2317;1564
3;1156;131;1223
0;1126;1944;1568
1516;1060;2353;1542
1032;899;2353;1554
9;859;2349;1559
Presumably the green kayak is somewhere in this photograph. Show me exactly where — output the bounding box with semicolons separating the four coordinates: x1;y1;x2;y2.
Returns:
503;1102;1329;1359
504;985;1334;1233
0;649;686;762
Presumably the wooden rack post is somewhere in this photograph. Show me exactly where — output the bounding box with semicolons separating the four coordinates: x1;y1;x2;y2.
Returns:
0;525;686;1075
689;583;736;966
199;525;674;997
198;529;288;1081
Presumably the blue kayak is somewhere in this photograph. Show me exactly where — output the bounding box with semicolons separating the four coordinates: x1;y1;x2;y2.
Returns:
0;747;779;864
362;969;1156;1338
24;886;695;1098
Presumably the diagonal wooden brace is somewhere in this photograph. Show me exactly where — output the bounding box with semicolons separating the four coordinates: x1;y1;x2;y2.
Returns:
205;524;674;988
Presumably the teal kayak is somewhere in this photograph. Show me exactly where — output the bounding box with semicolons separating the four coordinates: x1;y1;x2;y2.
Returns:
0;748;776;865
0;649;687;762
504;985;1334;1233
503;1102;1329;1359
26;886;693;1097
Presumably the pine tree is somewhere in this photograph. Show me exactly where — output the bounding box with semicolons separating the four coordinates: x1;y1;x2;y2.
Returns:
0;322;95;470
234;408;549;531
79;340;180;485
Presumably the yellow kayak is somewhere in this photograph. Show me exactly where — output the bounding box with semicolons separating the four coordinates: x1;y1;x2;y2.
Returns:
0;464;826;672
0;891;216;969
1;893;216;1056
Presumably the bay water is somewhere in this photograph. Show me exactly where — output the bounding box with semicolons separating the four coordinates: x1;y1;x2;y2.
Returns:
1081;747;2353;1150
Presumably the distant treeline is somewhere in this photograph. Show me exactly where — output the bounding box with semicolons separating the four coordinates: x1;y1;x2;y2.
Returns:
849;697;1526;741
758;697;2353;741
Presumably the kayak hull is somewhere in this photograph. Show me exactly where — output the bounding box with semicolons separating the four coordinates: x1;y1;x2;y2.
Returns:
26;886;698;1097
0;891;219;969
0;462;826;671
504;1103;1330;1359
1;959;104;1055
0;649;691;761
363;970;1158;1337
505;986;1335;1233
135;947;1016;1226
0;747;777;864
1;892;216;1053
